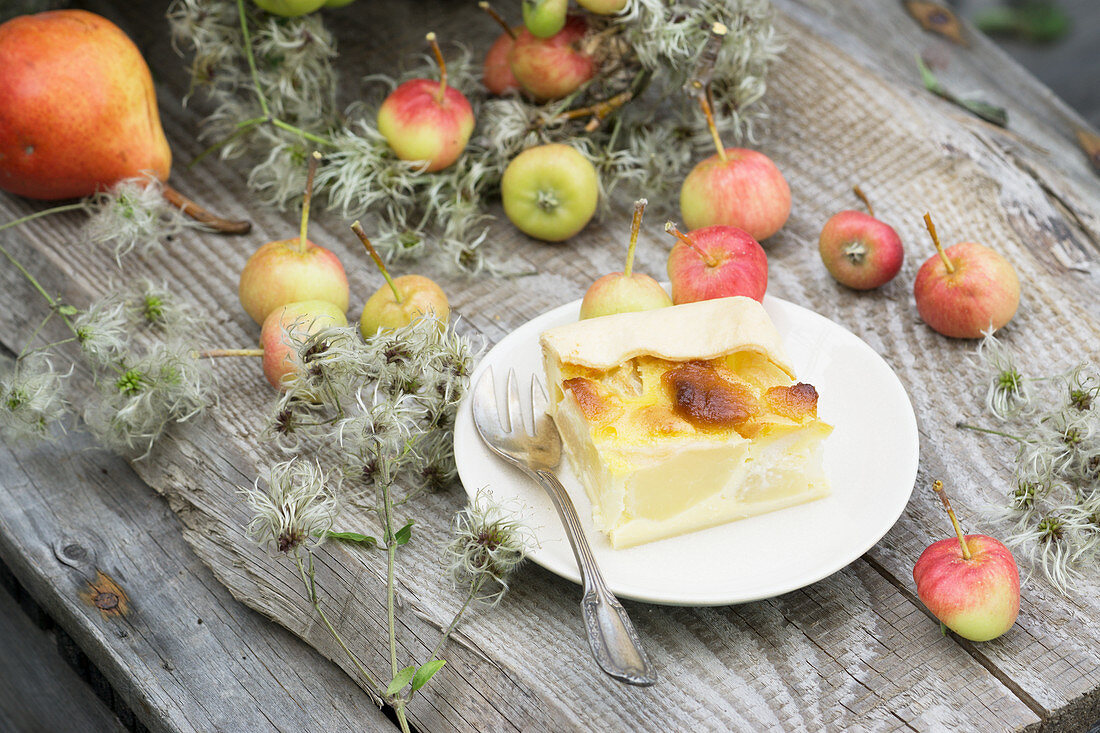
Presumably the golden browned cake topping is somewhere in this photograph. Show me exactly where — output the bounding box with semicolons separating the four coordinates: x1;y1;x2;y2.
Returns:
661;361;761;431
562;377;623;424
765;383;819;420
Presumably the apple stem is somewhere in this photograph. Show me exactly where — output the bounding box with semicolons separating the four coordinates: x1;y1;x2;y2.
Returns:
297;152;322;254
351;221;403;304
198;348;264;358
478;1;516;38
624;199;647;277
426;32;448;105
694;82;727;163
665;221;718;267
161;184;252;235
933;480;972;560
853;185;875;217
923;212;956;274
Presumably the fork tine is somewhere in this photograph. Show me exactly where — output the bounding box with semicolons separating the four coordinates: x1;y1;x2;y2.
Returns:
506;368;524;436
472;367;501;433
531;374;549;418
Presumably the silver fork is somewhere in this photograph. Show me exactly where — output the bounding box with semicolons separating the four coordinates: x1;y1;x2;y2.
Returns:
471;367;656;687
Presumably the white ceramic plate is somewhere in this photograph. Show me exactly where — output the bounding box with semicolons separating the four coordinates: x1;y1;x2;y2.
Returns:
453;294;919;606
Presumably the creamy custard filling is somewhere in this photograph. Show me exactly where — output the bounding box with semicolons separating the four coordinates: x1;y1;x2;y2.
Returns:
540;297;833;549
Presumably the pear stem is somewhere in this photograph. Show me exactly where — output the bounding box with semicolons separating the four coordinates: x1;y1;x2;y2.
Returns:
923;212;955;274
665;221;718;267
426;33;447;105
199;349;264;358
933;480;972;560
351;221;403;304
694;83;727;163
297;152;322;253
624;199;647;277
853;185;875;217
478;2;516;38
161;184;252;235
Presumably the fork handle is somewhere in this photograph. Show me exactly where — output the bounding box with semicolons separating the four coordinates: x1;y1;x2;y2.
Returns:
533;469;657;687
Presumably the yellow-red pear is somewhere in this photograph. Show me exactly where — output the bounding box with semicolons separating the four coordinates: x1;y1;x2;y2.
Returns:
0;10;171;200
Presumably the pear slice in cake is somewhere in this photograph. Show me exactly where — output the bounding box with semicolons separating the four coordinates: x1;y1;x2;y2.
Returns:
540;296;832;549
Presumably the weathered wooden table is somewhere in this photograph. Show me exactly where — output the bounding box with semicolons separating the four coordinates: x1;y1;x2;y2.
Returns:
2;1;1099;731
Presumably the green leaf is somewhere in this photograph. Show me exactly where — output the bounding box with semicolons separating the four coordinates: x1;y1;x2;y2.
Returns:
940;621;949;637
317;531;377;549
386;665;417;696
57;305;78;316
411;660;446;691
974;3;1069;43
394;521;414;546
916;54;942;94
960;98;1009;128
915;55;1008;128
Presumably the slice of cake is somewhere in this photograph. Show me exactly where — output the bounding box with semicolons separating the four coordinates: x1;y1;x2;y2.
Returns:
540;296;832;549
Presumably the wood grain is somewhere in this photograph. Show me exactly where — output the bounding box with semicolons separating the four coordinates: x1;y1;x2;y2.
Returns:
0;349;393;731
0;0;1098;731
0;582;127;733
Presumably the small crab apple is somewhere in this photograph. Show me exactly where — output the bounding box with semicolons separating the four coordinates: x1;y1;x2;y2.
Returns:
580;199;672;320
351;222;450;337
576;0;629;14
377;33;474;172
501;143;599;242
678;25;790;242
509;15;596;102
238;152;349;325
479;2;521;94
913;481;1020;642
818;186;904;290
199;298;347;390
252;0;326;16
261;300;348;388
522;0;567;38
913;213;1020;339
665;222;768;304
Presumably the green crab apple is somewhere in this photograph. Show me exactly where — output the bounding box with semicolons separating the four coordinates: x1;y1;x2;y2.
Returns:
377;33;474;172
913;481;1020;642
252;0;327;17
580;199;672;319
238;153;349;324
913;213;1019;338
522;0;567;38
351;222;450;336
509;15;596;101
501;144;599;242
576;0;629;13
818;186;904;290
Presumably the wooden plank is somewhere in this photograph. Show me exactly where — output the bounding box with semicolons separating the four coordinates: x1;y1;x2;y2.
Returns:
0;583;127;733
0;0;1098;730
771;3;1100;730
0;348;394;731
